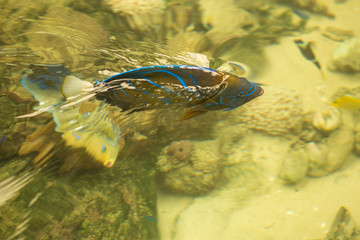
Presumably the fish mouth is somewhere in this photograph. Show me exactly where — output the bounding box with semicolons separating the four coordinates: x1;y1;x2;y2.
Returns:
258;87;264;96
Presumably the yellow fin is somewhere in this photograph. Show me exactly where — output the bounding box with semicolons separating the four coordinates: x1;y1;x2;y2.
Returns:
179;109;207;121
62;75;94;99
321;70;326;81
331;95;360;112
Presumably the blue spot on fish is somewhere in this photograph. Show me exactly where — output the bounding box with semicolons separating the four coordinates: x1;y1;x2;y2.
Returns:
73;133;81;140
101;144;106;152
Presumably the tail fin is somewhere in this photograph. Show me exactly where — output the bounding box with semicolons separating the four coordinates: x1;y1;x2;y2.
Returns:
62;75;94;100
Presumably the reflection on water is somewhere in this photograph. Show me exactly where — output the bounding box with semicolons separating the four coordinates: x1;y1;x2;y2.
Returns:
1;0;360;239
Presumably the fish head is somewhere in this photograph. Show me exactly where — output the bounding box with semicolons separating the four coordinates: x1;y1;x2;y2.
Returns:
62;130;120;168
218;75;263;109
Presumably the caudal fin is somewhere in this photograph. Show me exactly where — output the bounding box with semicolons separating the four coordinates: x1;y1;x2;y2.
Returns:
62;75;94;99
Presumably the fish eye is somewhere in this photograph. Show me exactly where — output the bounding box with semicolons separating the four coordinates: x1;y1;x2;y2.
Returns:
101;144;106;153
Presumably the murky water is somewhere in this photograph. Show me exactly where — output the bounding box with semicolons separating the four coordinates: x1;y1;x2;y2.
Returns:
1;0;360;239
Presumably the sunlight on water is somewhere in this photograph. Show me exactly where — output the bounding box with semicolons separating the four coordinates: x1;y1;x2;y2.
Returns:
0;0;360;239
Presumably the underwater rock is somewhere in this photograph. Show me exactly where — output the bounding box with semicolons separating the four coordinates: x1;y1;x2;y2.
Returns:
165;1;202;32
200;0;256;31
328;38;360;73
322;26;354;42
306;125;354;177
279;146;308;184
18;120;62;167
279;0;334;18
0;0;46;45
166;31;211;53
157;140;223;195
0;83;40;161
25;6;109;70
326;206;357;240
0;148;159;239
105;0;165;32
226;86;304;136
353;122;360;156
313;105;341;134
298;113;324;143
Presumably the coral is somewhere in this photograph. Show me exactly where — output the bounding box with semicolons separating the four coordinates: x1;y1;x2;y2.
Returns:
306;125;354;177
166;31;211;53
0;74;47;161
312;105;341;134
328;38;360;73
157;140;223;195
278;0;334;18
326;206;357;239
353;122;360;156
279;145;308;184
25;6;109;70
105;0;165;32
165;1;203;33
0;0;46;45
166;140;194;162
200;0;256;31
225;86;304;136
322;26;354;42
18;120;62;167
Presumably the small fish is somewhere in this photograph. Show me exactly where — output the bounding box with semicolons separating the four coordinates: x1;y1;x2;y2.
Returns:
331;95;360;112
21;65;121;168
293;8;310;20
294;39;325;80
143;216;157;223
62;65;263;120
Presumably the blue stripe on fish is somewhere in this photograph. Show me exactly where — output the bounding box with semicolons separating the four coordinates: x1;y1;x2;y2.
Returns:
244;83;256;97
140;77;175;94
111;89;120;99
230;97;241;103
127;70;194;101
205;102;217;106
117;83;129;96
102;65;216;82
223;106;239;111
132;69;191;90
124;80;154;96
159;98;171;104
181;72;201;98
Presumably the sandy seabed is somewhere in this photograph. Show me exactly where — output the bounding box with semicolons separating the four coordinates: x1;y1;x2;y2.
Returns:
157;1;360;239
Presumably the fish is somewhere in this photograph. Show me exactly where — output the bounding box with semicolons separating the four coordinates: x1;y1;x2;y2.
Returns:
294;39;325;80
63;65;264;120
20;65;122;168
293;8;310;20
331;95;360;112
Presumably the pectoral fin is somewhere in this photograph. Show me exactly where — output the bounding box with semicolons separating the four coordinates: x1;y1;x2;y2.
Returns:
179;109;208;121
